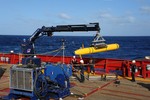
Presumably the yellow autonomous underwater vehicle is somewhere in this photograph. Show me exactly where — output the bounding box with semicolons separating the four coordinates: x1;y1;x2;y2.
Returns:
75;33;119;55
75;43;119;55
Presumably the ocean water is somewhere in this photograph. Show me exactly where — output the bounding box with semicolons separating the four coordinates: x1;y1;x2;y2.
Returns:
0;35;150;60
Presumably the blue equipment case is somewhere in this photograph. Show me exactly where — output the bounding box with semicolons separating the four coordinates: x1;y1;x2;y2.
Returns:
3;63;72;100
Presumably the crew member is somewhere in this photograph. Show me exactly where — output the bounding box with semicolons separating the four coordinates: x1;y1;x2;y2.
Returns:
21;38;34;57
21;39;27;54
89;58;95;74
71;56;78;65
80;59;85;82
71;56;78;71
131;60;136;82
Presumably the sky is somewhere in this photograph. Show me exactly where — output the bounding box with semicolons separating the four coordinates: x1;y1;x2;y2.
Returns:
0;0;150;36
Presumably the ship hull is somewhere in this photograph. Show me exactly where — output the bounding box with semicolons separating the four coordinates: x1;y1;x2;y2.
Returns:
0;53;150;78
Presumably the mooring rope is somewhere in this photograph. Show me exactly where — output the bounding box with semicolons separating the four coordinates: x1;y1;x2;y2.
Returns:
40;48;62;55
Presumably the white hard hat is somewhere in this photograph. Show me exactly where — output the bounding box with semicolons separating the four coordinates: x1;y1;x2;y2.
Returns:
80;59;84;63
145;56;150;59
73;56;76;58
132;60;136;63
10;50;14;53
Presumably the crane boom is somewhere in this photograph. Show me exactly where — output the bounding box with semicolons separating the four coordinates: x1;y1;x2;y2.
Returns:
21;23;100;55
30;23;100;42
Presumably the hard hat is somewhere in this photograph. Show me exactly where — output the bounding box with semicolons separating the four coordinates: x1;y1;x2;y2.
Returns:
132;60;136;63
80;59;84;63
10;50;14;53
145;56;150;59
73;56;76;58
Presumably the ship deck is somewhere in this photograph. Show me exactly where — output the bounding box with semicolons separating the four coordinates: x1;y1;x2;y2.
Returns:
0;64;150;100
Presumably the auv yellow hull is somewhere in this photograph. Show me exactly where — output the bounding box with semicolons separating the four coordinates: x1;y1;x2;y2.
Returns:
75;43;119;55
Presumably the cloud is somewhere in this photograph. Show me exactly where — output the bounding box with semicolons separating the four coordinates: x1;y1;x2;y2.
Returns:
58;13;71;19
113;16;135;25
99;12;112;19
140;6;150;14
98;11;135;25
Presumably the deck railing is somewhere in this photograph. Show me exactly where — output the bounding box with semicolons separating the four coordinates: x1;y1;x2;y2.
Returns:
0;53;150;78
